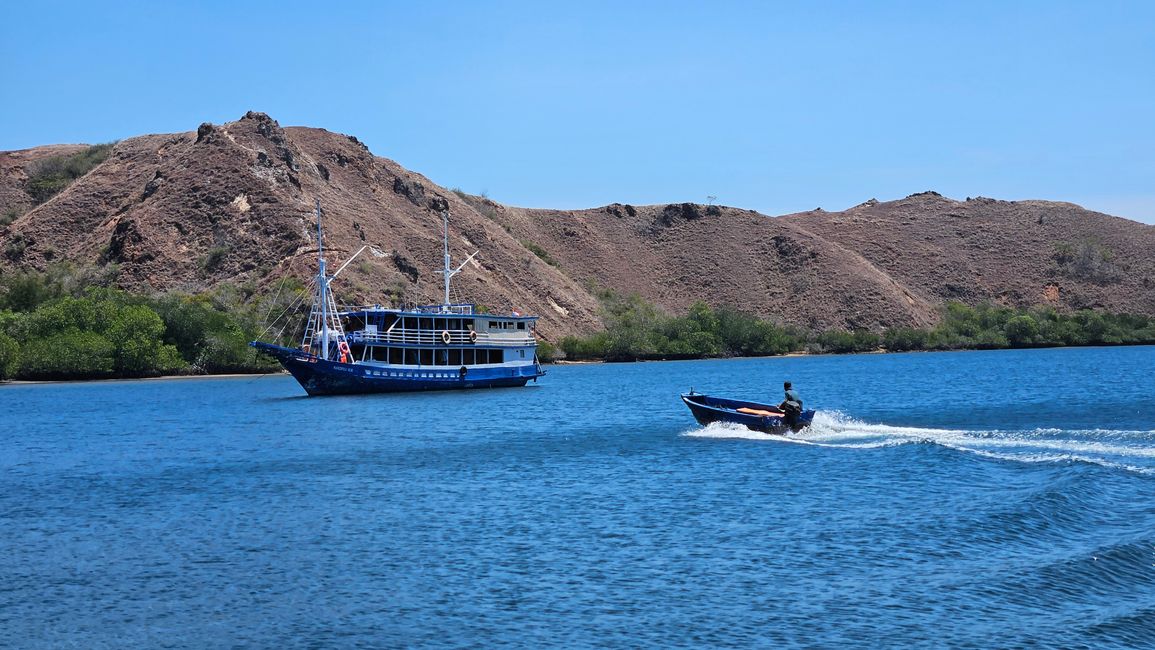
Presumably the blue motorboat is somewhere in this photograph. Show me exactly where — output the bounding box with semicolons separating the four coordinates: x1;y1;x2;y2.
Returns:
252;202;545;396
680;391;815;434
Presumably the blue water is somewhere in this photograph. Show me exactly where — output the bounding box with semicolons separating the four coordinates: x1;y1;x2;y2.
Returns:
2;346;1154;648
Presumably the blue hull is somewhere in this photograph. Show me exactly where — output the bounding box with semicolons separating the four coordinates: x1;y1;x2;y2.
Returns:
681;392;815;434
252;342;543;396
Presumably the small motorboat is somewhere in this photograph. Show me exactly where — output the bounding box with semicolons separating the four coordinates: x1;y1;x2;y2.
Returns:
680;391;815;434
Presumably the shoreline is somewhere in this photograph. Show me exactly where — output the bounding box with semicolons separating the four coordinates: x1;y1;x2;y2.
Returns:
546;340;1155;364
4;342;1151;385
2;371;288;386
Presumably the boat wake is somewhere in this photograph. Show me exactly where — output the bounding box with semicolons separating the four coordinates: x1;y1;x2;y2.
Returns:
684;411;1155;474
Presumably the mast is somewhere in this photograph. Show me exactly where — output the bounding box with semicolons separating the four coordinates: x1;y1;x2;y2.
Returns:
442;209;451;308
300;199;346;360
316;199;330;358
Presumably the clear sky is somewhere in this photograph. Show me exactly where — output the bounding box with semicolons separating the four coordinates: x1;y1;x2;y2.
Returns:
2;1;1153;223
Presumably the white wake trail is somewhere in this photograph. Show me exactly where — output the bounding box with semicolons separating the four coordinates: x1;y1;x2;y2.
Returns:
683;411;1155;473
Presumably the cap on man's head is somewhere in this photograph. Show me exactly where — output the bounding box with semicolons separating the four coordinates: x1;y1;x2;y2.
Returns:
784;381;792;389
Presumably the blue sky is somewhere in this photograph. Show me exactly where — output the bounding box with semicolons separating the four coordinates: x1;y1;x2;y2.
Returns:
2;1;1153;223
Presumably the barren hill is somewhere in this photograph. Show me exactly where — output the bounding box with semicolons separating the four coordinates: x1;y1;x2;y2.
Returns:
0;113;603;340
0;144;89;219
2;112;1153;342
779;193;1155;316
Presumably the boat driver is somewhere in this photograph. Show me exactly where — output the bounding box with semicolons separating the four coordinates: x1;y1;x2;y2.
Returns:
779;381;803;425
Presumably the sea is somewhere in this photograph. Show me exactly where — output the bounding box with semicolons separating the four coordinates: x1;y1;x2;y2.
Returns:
2;346;1154;649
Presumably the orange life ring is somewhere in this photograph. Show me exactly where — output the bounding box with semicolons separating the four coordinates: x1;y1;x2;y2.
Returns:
469;330;478;343
441;330;451;344
338;341;351;363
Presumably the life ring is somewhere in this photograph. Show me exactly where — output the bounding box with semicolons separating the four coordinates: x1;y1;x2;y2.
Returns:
441;330;451;345
469;330;478;343
338;341;351;363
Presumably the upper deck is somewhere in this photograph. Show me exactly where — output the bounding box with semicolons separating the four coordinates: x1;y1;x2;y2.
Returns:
339;303;539;347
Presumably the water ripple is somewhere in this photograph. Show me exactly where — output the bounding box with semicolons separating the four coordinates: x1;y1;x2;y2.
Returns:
3;348;1155;647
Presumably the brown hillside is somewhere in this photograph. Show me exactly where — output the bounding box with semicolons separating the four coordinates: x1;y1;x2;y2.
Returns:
0;112;602;341
0;144;88;218
779;192;1155;315
2;113;1154;341
498;203;939;331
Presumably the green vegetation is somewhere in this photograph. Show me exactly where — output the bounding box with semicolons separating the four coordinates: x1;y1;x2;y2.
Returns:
558;292;1155;362
1053;239;1121;284
25;143;116;205
451;187;500;221
0;264;290;381
0;331;18;380
4;234;27;260
3;263;1151;380
885;302;1155;351
200;246;230;271
521;240;558;267
536;340;558;363
1;207;20;227
561;293;806;361
8;291;185;380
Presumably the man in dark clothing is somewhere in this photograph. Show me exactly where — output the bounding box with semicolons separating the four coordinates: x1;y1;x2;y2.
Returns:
779;381;803;425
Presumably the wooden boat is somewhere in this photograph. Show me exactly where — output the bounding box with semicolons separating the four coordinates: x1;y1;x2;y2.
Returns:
252;202;544;396
680;391;815;434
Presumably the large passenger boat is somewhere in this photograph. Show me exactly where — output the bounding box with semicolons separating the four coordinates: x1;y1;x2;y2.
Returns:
251;203;545;396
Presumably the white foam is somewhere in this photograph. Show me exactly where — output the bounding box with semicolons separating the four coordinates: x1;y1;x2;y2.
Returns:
683;421;812;444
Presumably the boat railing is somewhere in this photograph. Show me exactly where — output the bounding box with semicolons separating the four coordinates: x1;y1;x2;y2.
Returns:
337;304;475;315
413;303;475;315
347;329;535;346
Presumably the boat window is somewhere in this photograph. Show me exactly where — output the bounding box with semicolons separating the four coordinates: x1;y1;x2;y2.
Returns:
403;317;417;331
389;348;403;364
493;349;505;363
419;349;433;365
463;349;475;366
405;349;419;365
436;349;448;366
517;322;525;330
489;321;498;329
372;347;387;362
448;349;461;365
518;349;525;358
419;318;434;331
448;318;462;331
